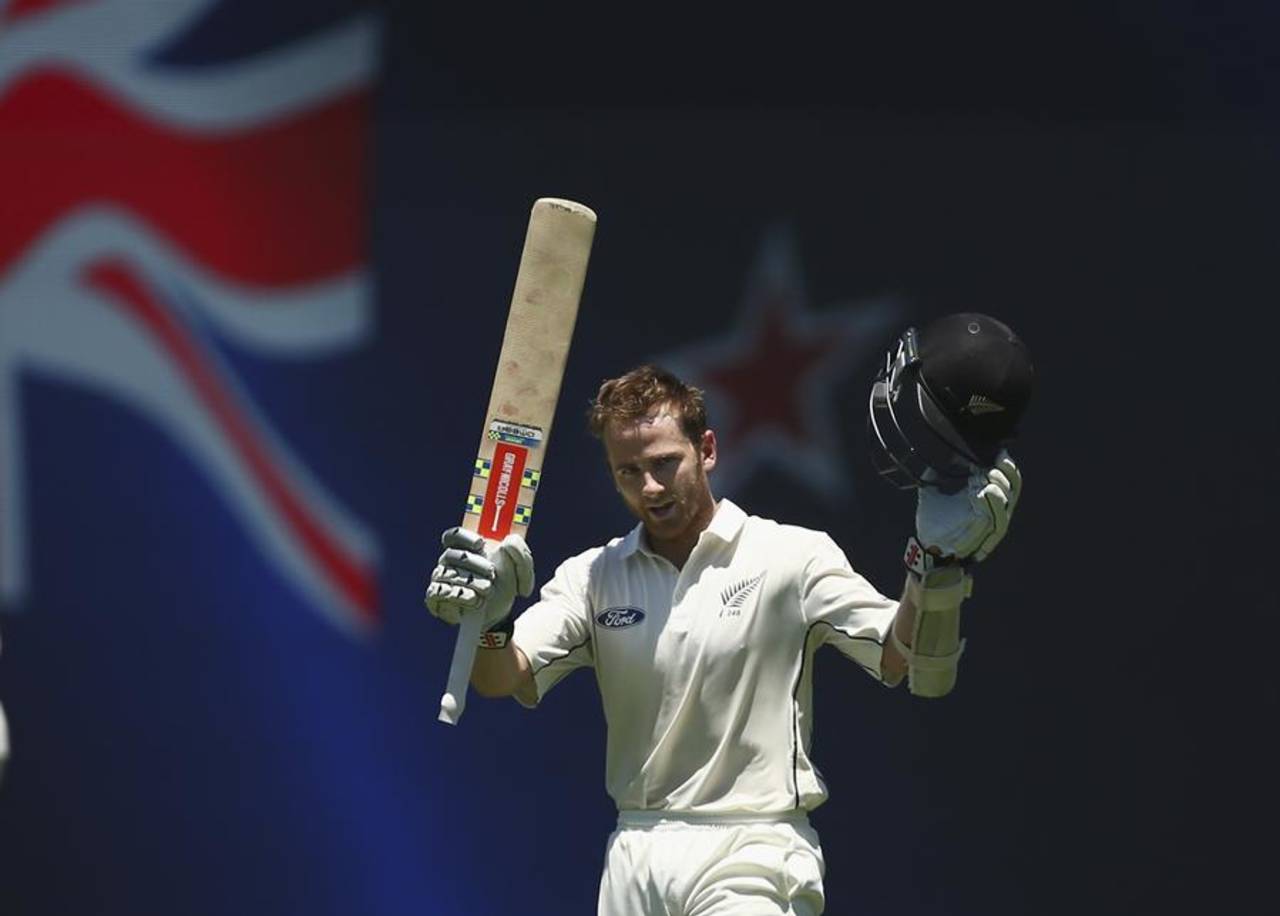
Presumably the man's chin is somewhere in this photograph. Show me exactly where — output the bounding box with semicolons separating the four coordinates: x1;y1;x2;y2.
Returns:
642;510;684;539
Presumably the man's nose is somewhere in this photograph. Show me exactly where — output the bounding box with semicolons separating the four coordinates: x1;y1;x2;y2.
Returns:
642;472;664;496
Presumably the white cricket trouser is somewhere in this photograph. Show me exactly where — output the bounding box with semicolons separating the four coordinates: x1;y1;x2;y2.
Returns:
597;811;825;916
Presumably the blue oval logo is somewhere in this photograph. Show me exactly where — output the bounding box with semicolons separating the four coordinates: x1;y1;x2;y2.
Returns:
596;606;646;629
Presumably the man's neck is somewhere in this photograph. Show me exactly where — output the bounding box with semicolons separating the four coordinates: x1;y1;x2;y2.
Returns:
650;533;695;570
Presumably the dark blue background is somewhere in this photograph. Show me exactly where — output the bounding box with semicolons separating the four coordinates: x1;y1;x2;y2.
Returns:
1;2;1276;914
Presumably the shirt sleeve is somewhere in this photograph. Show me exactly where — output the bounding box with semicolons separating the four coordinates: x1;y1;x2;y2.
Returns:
799;533;899;682
510;548;597;707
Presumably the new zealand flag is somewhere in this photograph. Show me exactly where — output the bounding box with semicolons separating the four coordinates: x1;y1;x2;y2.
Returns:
0;3;448;913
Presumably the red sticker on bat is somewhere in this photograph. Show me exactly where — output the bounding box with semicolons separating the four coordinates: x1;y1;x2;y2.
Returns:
479;442;528;540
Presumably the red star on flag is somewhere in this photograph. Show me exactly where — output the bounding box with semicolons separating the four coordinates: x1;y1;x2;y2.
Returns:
657;226;903;499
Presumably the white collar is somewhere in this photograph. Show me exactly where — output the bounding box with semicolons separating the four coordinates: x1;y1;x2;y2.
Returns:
618;498;747;560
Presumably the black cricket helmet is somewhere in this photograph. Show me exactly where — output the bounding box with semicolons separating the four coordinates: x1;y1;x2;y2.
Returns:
868;312;1034;491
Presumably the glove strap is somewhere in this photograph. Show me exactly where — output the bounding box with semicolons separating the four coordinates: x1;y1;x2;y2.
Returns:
903;535;971;579
903;536;930;578
478;615;514;649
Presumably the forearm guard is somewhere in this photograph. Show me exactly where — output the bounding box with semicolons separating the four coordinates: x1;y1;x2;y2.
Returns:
894;538;974;697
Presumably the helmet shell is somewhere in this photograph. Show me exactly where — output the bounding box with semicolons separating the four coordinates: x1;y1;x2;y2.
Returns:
916;312;1035;466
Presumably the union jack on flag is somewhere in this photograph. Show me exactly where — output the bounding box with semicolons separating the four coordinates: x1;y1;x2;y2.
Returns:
0;0;381;632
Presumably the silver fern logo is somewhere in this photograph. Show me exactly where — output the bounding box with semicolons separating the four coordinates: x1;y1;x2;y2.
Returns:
964;394;1006;416
719;572;766;618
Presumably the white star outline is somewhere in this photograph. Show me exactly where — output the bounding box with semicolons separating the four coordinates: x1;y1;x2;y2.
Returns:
655;225;903;501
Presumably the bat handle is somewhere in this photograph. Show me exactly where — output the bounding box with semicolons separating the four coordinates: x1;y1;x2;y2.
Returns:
438;611;485;725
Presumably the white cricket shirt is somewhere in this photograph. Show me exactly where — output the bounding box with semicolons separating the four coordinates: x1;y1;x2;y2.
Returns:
511;499;899;815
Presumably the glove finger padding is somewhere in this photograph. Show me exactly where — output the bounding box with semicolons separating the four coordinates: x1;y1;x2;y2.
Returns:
995;453;1022;511
441;526;486;552
429;564;494;600
437;547;495;579
972;475;1008;559
425;582;469;624
972;454;1021;562
426;527;497;625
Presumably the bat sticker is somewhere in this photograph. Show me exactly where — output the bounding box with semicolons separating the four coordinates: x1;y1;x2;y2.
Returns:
477;460;537;487
487;420;544;448
478;442;528;538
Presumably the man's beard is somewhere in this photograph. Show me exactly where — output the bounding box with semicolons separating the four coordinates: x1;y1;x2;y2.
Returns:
640;467;707;536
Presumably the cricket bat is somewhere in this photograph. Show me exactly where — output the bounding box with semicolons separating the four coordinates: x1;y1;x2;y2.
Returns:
438;197;597;725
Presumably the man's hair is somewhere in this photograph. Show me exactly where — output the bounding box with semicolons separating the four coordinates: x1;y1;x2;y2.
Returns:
587;365;708;444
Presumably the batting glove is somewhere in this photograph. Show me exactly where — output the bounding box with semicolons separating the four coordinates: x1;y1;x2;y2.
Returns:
425;527;534;637
914;451;1022;564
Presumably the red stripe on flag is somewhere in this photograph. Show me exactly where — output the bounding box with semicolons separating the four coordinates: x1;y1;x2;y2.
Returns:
0;71;367;285
0;0;91;26
85;258;378;621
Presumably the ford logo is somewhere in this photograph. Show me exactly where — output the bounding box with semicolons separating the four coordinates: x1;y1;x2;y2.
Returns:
596;607;646;629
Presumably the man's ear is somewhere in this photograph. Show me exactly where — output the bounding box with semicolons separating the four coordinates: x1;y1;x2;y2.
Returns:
701;429;718;473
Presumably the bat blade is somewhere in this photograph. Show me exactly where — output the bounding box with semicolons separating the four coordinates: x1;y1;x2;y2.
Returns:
438;197;596;725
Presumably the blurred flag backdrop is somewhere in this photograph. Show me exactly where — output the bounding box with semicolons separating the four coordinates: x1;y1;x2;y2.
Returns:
0;2;1273;915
